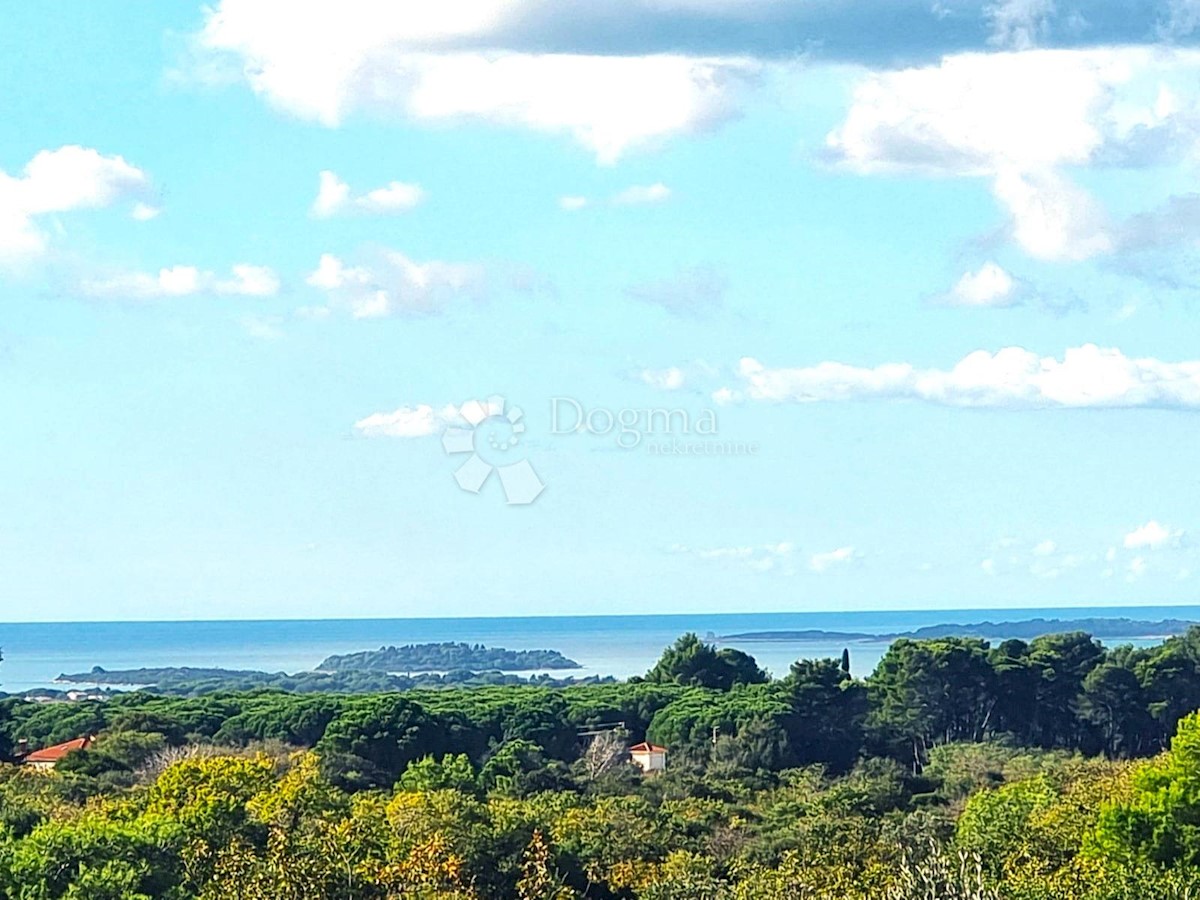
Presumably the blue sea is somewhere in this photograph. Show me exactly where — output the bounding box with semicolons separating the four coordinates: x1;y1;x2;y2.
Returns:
2;605;1198;694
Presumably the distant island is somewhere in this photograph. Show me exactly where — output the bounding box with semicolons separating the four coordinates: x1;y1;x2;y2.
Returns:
719;617;1198;643
316;642;581;672
49;642;584;696
54;664;607;697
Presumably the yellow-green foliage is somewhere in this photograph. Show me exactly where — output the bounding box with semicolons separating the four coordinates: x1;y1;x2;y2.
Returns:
4;729;1200;899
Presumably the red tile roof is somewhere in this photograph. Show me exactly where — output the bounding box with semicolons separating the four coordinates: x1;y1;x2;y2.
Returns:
24;736;94;763
629;741;667;753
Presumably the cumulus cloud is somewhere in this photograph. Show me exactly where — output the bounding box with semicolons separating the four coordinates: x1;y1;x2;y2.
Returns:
810;546;859;573
311;170;426;217
559;183;672;210
993;168;1113;260
190;1;1200;77
194;3;761;164
0;145;151;266
982;536;1094;579
612;183;671;205
947;261;1019;306
1098;522;1195;579
826;48;1200;261
354;403;462;438
221;264;282;296
131;202;161;221
80;263;279;299
672;540;797;573
305;251;483;318
191;1;1200;170
827;51;1123;178
1124;520;1185;548
725;344;1200;409
640;367;687;390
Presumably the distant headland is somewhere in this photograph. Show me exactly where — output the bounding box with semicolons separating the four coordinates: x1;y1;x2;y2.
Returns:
718;617;1198;643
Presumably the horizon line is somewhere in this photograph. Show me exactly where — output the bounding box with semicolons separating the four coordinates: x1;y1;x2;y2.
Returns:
3;600;1200;627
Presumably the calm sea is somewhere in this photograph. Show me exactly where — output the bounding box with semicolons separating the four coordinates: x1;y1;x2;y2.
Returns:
2;605;1197;694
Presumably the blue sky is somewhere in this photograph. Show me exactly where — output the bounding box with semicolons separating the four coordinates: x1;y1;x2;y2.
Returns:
3;1;1200;621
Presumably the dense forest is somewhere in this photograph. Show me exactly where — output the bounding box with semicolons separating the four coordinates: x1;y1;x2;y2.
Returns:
5;628;1200;896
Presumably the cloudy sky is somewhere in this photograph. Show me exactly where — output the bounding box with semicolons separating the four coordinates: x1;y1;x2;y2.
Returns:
4;1;1200;621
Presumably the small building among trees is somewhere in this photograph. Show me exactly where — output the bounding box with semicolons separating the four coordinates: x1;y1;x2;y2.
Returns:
20;736;94;772
628;741;667;774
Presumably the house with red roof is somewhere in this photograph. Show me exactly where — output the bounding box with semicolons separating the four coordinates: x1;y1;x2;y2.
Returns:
21;736;94;771
629;741;667;774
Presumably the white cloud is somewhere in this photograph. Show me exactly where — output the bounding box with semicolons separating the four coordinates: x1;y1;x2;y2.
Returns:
826;48;1200;261
983;536;1094;580
612;183;671;205
827;51;1123;178
987;0;1055;50
131;202;161;221
674;540;796;573
196;4;759;164
1124;520;1185;549
992;168;1112;260
305;251;483;318
220;264;281;296
640;367;687;390
306;254;356;291
311;171;350;218
80;263;279;299
0;145;151;266
810;546;858;573
726;344;1200;410
354;403;461;438
311;170;425;217
82;266;203;299
948;261;1018;307
562;184;673;209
